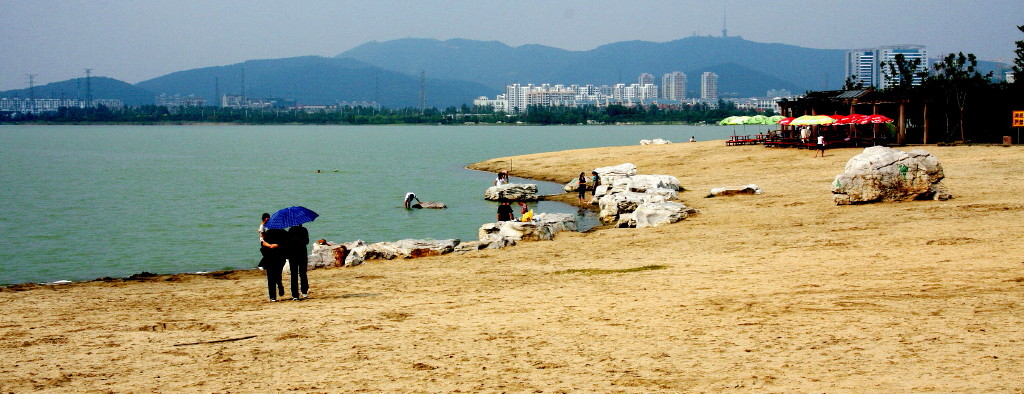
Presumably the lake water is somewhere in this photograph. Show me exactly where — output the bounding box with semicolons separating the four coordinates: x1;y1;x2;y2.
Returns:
0;124;760;285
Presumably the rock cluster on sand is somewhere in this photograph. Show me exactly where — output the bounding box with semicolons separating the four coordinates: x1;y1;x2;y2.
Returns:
832;146;953;205
484;184;539;201
590;163;695;228
308;238;460;268
302;213;578;269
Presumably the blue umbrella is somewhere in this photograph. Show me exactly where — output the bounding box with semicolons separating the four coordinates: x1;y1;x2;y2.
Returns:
265;206;319;229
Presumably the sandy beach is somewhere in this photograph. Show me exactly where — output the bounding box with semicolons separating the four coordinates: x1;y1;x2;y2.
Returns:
2;141;1023;392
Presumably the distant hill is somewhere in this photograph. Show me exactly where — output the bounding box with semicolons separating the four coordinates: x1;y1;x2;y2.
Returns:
136;56;497;108
336;36;849;97
0;77;155;106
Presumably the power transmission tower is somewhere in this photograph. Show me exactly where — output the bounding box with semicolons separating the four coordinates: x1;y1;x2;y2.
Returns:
26;74;37;112
83;68;93;107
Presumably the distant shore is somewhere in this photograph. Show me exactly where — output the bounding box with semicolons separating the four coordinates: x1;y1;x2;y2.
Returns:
2;141;1022;391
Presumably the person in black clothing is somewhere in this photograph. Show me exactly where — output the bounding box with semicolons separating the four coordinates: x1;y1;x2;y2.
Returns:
287;225;310;300
258;213;285;297
496;199;515;222
260;228;289;302
577;172;588;203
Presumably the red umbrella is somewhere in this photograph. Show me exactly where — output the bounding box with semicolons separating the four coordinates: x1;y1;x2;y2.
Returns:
836;114;868;125
777;117;796;125
867;114;894;124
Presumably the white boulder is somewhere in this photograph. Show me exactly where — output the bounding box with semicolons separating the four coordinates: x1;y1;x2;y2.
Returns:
709;184;763;197
832;146;951;205
478;213;577;245
484;184;539;201
593;163;637;186
632;201;692;228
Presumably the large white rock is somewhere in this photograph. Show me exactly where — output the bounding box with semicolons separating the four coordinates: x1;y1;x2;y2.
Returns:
597;191;667;224
533;213;579;233
623;175;682;192
478;214;576;245
308;242;348;269
832;146;951;205
367;239;460;259
640;138;672;145
709;184;763;197
632;201;691;228
563;178;582;192
484;183;539;201
593;163;637;186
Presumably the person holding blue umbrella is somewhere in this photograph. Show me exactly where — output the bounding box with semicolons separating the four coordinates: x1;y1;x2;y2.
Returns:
287;224;310;300
260;227;289;302
263;206;319;302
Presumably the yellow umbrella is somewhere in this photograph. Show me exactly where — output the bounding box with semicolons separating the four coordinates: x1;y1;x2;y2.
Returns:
789;115;836;126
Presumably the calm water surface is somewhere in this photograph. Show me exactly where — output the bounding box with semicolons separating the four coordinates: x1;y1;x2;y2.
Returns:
0;124;756;285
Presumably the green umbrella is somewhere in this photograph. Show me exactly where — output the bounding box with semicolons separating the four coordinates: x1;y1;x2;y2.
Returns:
745;115;769;125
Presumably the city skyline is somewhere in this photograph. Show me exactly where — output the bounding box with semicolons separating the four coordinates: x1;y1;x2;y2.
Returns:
1;0;1021;91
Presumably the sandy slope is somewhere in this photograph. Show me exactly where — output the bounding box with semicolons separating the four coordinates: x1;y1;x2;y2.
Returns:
2;141;1023;392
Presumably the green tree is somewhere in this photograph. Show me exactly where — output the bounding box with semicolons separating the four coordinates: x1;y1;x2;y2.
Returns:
928;52;993;141
1013;24;1024;84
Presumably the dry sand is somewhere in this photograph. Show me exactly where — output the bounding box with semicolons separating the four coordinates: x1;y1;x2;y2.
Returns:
2;141;1023;392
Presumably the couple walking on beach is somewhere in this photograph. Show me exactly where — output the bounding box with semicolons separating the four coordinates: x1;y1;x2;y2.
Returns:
259;213;310;302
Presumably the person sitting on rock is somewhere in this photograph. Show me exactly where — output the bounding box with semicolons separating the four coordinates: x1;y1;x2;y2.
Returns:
496;199;515;222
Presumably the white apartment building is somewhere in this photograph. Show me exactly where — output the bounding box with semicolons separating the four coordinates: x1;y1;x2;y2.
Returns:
638;73;654;86
701;72;719;102
846;45;928;88
661;72;687;101
492;83;662;113
0;98;123;113
156;94;206;107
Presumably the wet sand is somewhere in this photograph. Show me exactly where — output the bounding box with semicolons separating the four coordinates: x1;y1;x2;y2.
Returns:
2;141;1023;391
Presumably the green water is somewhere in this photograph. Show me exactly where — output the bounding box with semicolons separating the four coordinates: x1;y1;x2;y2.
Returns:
0;124;752;285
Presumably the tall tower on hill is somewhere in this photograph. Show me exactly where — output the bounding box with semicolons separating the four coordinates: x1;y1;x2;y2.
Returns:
722;6;728;37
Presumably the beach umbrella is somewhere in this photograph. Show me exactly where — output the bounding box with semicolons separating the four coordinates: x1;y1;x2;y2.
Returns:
866;114;894;124
767;115;784;124
265;206;319;229
718;116;749;125
836;114;868;125
789;115;835;126
777;117;796;125
745;115;769;125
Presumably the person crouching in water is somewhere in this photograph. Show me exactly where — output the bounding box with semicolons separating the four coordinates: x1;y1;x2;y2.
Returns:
404;192;421;209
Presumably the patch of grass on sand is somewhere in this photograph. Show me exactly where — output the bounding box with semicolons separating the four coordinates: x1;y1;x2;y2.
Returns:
553;265;668;275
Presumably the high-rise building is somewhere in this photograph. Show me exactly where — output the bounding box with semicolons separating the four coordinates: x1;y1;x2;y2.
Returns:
661;72;687;101
700;72;718;102
845;49;878;87
845;45;928;89
638;73;654;86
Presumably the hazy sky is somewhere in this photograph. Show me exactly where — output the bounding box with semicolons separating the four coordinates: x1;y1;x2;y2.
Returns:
1;0;1020;91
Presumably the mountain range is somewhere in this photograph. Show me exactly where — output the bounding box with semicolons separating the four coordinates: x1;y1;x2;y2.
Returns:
1;36;1011;108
